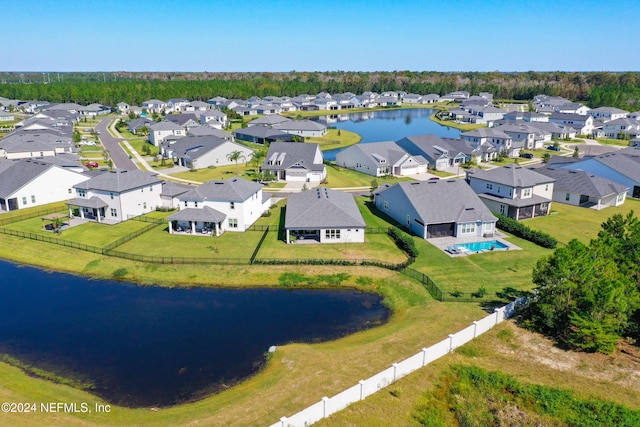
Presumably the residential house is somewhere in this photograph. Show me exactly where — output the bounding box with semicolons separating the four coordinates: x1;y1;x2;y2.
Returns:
117;102;130;114
168;177;270;236
555;102;590;115
589;107;628;122
554;148;640;198
159;181;192;210
199;110;228;129
233;126;293;144
285;187;366;244
0;159;89;212
461;128;516;158
142;99;167;114
165;135;253;170
336;141;428;177
187;126;233;141
127;117;154;135
164;113;201;131
495;122;551;150
535;166;628;210
187;100;211;112
549;112;594;135
502;111;549;123
262;142;326;182
0;111;15;121
167;98;190;113
67;170;163;223
248;115;291;127
396;134;468;171
466;165;555;220
149;121;186;146
273;119;327;138
373;179;497;239
601;117;640;140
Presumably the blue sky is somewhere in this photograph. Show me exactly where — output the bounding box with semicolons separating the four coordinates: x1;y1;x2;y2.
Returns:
4;0;638;72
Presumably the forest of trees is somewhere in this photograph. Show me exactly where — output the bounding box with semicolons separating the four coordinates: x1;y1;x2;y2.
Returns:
1;71;639;111
524;212;640;354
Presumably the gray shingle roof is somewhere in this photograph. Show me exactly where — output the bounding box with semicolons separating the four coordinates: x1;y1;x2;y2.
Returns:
66;196;109;209
593;152;640;181
150;121;183;131
377;179;497;225
285;188;365;229
180;177;262;202
0;160;55;198
263;142;324;172
74;170;162;193
168;206;226;223
535;166;629;198
467;165;555;188
161;181;193;197
168;135;228;159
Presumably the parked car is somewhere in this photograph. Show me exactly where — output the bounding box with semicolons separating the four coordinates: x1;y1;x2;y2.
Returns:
546;145;561;151
84;161;99;168
519;153;534;159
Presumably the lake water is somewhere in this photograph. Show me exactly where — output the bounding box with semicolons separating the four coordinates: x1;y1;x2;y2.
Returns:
317;108;462;160
0;260;388;407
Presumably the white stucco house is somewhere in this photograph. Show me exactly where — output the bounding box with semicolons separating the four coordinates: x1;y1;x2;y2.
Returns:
67;170;163;223
149;121;186;147
262;142;326;183
0;159;90;212
336;141;428;177
168;177;271;236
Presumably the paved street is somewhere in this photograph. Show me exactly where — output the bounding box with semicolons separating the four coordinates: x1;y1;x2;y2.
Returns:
95;118;137;170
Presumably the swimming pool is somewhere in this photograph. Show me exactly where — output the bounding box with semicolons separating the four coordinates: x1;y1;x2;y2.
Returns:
455;240;508;252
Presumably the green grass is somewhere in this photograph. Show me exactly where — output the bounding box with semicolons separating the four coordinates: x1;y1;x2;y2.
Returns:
597;138;633;147
526;198;640;245
125;138;158;156
309;128;361;151
429;113;486;131
323;163;415;188
169;163;257;182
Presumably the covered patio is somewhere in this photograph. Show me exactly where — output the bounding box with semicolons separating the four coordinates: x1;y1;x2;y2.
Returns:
168;206;226;236
66;197;109;223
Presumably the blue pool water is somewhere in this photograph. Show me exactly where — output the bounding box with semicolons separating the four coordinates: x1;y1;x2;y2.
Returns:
456;240;508;252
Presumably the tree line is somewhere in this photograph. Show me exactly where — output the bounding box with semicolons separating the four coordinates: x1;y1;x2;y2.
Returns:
0;71;639;111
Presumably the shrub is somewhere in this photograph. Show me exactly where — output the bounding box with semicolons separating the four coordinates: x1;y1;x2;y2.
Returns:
387;227;419;258
496;214;557;248
112;268;128;280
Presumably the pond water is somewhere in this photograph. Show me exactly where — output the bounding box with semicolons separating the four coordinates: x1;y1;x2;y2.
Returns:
317;108;462;160
0;260;389;407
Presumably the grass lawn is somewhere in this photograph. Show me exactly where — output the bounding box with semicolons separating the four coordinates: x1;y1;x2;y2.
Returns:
324;163;414;188
526;197;640;245
309;128;361;151
125;138;158;156
429;113;485;131
169;163;257;182
4;215;157;248
597;138;633;147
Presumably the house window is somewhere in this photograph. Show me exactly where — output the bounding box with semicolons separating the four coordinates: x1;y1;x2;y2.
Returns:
184;201;188;207
22;197;27;205
78;189;87;197
383;201;389;210
195;201;198;208
486;183;493;190
228;218;238;228
484;223;493;232
110;208;117;217
545;184;549;191
461;223;476;234
325;229;341;239
523;188;531;197
230;202;235;210
500;204;507;215
110;192;114;199
143;202;147;209
565;193;570;201
617;193;624;202
150;186;153;192
68;188;72;194
31;195;36;203
141;187;144;192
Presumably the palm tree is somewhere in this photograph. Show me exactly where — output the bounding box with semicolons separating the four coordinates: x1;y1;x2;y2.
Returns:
249;149;266;173
227;150;246;175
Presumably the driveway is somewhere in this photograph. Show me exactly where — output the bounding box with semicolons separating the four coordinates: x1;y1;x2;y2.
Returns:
96;119;137;170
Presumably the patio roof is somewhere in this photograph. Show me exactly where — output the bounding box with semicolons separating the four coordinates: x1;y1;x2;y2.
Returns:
478;193;550;207
66;197;109;209
168;206;226;223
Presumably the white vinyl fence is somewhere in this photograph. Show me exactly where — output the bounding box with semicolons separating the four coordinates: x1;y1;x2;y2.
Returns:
269;297;527;427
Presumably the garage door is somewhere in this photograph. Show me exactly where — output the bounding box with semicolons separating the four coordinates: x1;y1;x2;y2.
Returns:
427;222;454;238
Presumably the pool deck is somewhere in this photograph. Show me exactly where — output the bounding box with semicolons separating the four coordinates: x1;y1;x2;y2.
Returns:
428;232;521;257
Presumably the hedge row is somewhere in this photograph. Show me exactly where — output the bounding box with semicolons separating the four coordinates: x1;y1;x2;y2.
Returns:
387;227;419;258
496;214;557;249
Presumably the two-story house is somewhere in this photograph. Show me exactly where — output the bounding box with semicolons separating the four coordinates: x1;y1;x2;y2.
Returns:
262;142;326;183
149;122;186;147
466;165;555;220
67;170;163;223
460;128;516;158
167;177;271;236
336;141;428;176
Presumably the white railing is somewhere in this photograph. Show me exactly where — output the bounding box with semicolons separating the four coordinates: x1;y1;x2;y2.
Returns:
269;297;527;427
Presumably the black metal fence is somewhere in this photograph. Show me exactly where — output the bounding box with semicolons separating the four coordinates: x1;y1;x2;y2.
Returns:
0;205;67;226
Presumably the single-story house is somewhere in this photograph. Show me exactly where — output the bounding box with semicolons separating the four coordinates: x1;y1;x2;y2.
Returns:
164;135;253;170
336;141;428;176
535;166;628;210
262;142;326;182
284;187;366;244
373;179;497;239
